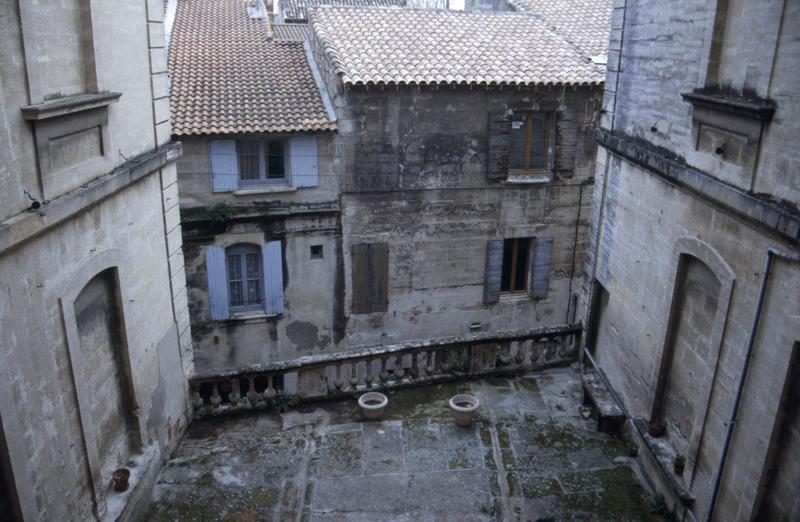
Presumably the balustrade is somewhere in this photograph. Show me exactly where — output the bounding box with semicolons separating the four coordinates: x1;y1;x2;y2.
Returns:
189;324;581;417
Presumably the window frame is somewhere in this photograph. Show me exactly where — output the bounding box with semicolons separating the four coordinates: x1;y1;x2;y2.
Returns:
500;237;531;295
508;111;554;175
226;243;263;311
235;137;288;186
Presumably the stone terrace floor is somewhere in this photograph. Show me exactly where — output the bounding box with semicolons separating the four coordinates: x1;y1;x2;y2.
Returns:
145;367;667;521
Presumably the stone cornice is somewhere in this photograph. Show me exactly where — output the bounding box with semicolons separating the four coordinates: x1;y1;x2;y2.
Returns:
596;128;799;242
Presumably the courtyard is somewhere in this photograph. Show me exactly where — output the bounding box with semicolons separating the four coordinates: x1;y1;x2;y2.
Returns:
145;367;666;521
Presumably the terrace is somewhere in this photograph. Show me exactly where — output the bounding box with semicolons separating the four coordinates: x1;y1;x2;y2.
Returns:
145;349;667;520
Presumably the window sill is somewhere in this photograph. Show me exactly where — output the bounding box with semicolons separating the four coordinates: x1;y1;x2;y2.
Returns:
499;293;530;302
21;91;122;120
221;311;279;324
233;185;297;196
503;173;551;185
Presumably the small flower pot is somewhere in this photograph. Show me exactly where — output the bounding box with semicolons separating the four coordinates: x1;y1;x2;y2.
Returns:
449;394;480;427
358;392;388;420
647;419;666;438
112;468;130;492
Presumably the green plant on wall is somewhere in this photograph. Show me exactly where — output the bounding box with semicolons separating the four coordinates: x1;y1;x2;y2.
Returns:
209;202;236;225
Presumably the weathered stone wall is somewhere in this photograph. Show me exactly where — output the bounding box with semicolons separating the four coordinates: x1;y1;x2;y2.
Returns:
584;1;800;520
178;133;343;372
0;0;191;519
336;86;600;348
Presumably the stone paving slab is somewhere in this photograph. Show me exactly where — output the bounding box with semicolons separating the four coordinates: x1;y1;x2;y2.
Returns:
145;368;667;521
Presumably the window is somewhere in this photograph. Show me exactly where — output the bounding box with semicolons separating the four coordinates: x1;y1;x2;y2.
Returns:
310;244;323;259
236;139;286;184
205;241;285;319
501;238;531;293
509;112;553;172
351;243;389;314
226;244;263;308
484;236;552;304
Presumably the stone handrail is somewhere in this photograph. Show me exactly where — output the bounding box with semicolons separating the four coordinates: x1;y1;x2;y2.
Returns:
189;324;582;417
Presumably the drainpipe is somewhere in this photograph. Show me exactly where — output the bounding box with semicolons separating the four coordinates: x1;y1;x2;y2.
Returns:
706;247;800;521
565;177;593;324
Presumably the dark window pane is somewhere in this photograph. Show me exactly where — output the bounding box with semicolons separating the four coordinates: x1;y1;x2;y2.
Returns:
227;254;242;281
514;239;530;291
509;118;527;170
229;281;243;306
246;279;261;304
528;113;548;170
245;253;260;279
501;238;514;292
237;141;261;180
267;140;285;179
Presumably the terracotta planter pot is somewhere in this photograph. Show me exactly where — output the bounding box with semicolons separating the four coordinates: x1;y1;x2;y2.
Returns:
647;419;666;437
449;394;480;427
112;468;130;492
358;392;388;420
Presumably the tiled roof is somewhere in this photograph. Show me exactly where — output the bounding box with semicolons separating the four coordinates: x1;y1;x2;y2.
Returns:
272;23;310;41
169;0;336;136
310;7;607;88
509;0;613;60
280;0;406;22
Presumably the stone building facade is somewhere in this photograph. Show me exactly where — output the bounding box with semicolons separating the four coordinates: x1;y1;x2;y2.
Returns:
582;0;800;520
0;1;192;520
170;0;612;379
310;6;609;350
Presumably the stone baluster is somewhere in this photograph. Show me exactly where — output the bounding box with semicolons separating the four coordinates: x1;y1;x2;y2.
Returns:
191;386;203;409
425;350;435;375
334;364;345;391
440;350;449;373
265;375;277;399
515;341;525;365
379;357;390;382
229;379;241;404
210;383;222;406
350;362;359;389
246;376;258;404
365;359;375;387
531;341;540;365
394;354;405;380
410;352;420;379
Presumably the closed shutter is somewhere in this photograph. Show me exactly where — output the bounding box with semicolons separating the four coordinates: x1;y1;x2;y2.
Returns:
530;236;553;299
483;239;503;304
487;110;511;180
210;140;239;192
554;111;578;174
262;240;284;315
205;246;229;320
290;135;318;187
351;243;389;313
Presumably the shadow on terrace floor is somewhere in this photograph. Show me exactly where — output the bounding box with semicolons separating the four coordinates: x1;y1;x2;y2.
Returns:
145;367;668;521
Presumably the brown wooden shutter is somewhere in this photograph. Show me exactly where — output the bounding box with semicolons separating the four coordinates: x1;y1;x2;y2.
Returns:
530;236;553;299
483;239;503;304
487;110;511;180
554;110;578;175
352;243;389;313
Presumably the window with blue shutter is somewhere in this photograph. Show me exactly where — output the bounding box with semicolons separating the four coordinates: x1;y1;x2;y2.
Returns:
205;246;229;320
210;140;240;192
262;240;284;315
530;236;553;299
483;239;503;304
290;135;318;187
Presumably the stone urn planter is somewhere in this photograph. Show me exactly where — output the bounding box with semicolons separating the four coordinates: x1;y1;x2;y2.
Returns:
112;468;130;492
358;392;388;420
449;394;480;426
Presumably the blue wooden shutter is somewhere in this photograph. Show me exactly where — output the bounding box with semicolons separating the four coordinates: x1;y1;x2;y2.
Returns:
205;246;229;320
530;236;553;299
210;140;239;192
290;135;318;187
483;239;503;304
262;240;284;315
